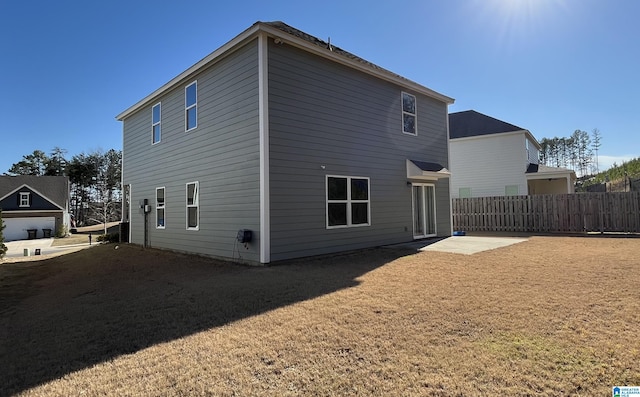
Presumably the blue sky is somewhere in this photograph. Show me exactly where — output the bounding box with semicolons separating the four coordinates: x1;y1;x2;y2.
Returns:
1;0;638;174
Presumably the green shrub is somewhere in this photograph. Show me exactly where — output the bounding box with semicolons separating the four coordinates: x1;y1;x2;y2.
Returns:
56;223;69;238
0;209;7;259
96;232;120;243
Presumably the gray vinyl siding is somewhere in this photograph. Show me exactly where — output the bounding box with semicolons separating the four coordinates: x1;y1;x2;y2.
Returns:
122;40;261;262
268;42;451;261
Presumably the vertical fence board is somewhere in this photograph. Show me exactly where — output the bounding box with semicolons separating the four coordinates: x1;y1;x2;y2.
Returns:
452;192;640;234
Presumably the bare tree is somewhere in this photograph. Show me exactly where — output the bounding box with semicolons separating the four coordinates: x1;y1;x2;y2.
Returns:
87;149;122;234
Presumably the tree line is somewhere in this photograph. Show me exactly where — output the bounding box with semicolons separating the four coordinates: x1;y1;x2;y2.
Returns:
3;147;122;228
538;129;601;177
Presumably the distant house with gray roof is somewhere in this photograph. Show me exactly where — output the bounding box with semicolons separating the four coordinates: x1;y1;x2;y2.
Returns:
116;21;455;264
0;175;71;241
449;110;576;198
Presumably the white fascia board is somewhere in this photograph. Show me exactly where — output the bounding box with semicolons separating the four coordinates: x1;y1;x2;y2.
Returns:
117;22;453;121
258;23;454;105
526;171;575;181
450;129;531;144
116;24;262;121
1;210;64;215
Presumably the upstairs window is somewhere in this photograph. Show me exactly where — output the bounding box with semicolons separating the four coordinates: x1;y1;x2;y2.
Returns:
156;187;165;228
152;103;161;144
402;92;417;135
19;192;31;207
326;176;370;228
186;181;199;230
185;81;197;131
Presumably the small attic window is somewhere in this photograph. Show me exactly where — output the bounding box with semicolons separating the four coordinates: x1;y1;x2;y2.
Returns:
19;192;31;207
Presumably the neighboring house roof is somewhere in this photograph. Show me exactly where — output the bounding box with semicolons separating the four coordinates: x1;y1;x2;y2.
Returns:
449;110;541;150
0;176;69;209
526;164;577;180
117;21;454;121
449;110;525;139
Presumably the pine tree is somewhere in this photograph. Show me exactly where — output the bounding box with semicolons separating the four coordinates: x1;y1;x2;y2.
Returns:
591;128;602;174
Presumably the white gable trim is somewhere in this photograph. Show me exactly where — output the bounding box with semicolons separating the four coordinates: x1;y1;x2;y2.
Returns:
116;24;262;121
450;129;542;150
258;24;454;105
0;184;65;211
117;22;453;121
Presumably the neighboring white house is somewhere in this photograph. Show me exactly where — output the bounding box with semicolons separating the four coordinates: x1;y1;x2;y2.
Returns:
449;110;576;198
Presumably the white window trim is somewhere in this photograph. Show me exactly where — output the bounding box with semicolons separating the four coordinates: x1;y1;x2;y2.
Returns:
326;175;371;229
152;102;161;144
402;91;417;136
19;192;30;207
156;187;165;229
186;181;199;230
459;187;472;199
505;185;519;196
185;81;197;132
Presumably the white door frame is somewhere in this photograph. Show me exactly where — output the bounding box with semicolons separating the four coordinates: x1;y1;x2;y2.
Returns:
412;183;437;239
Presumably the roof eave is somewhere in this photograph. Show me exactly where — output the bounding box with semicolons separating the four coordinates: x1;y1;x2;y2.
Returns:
526;171;577;181
523;130;542;150
116;23;263;121
116;22;454;121
258;23;454;104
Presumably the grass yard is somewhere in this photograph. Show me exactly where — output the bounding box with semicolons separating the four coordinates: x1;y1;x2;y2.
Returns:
1;236;639;396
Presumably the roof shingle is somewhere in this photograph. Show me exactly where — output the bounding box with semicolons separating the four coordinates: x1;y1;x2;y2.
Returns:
449;110;525;139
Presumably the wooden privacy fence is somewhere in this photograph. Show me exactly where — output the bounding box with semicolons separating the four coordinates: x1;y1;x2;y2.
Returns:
452;192;640;233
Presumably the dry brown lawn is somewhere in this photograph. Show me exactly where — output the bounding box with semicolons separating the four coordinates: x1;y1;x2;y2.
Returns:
1;236;639;396
51;233;93;247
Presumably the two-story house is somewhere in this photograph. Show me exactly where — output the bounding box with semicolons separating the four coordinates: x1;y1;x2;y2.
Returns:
449;110;576;198
0;175;71;241
116;21;454;264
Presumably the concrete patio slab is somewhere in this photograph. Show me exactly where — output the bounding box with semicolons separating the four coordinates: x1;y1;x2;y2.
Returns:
418;236;528;255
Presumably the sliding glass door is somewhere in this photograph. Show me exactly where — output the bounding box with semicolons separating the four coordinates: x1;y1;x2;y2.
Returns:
412;184;436;238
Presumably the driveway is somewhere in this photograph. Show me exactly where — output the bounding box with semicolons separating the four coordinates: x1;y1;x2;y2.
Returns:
3;238;93;260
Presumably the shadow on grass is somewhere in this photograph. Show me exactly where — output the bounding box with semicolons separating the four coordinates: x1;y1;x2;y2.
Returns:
0;243;416;396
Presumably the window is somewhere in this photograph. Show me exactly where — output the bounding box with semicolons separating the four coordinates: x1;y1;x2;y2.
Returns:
459;187;471;198
156;187;165;228
19;192;30;207
152;103;161;144
326;176;370;228
505;185;519;196
186;182;199;230
402;92;417;135
185;81;197;131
